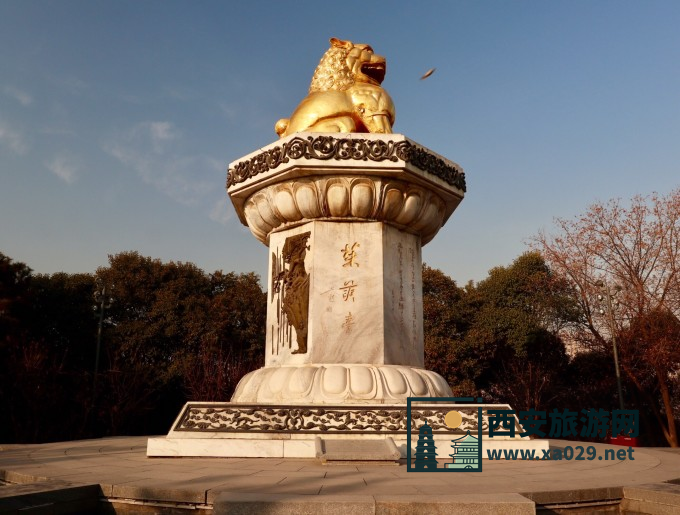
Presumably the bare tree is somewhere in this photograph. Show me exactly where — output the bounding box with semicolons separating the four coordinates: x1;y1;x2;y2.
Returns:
532;189;680;446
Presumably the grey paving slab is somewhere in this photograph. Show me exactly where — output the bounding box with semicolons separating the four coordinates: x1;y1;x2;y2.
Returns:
318;480;370;495
184;468;260;478
263;479;326;495
364;485;424;495
0;480;101;515
252;469;325;478
111;477;213;504
214;493;376;515
2;437;680;511
206;476;304;502
623;482;680;505
521;486;624;505
373;493;536;514
620;498;677;514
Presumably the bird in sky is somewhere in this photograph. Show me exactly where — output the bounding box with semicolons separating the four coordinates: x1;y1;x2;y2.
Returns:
420;68;436;80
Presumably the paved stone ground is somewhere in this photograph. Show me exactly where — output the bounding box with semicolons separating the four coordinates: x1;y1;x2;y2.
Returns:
1;437;680;512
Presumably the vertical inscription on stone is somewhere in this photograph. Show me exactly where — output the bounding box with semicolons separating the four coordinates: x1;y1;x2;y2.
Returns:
272;232;311;354
339;240;360;333
339;280;357;302
409;245;417;349
397;242;405;332
341;242;360;267
342;312;355;334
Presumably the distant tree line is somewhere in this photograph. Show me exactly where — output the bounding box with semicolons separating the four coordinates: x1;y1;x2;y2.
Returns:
1;190;678;446
0;251;265;442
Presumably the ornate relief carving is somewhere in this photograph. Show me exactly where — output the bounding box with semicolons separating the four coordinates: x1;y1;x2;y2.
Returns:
242;176;448;245
275;232;311;354
230;364;452;404
227;136;466;192
173;403;518;435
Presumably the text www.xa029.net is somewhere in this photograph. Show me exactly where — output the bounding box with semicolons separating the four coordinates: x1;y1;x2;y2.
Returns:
487;446;635;461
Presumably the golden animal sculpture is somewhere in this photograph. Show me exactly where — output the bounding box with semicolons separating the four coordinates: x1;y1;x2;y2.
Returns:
275;38;395;137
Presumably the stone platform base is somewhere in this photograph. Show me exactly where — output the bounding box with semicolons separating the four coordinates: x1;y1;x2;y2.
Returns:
147;402;549;459
147;434;548;459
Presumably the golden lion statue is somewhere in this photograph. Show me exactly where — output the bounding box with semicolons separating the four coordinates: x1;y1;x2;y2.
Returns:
275;38;395;137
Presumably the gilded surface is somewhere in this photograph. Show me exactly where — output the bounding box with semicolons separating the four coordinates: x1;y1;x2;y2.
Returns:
275;38;395;137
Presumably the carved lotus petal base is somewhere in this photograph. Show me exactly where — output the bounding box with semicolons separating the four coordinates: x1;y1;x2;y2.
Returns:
227;134;465;247
243;176;449;245
230;364;452;404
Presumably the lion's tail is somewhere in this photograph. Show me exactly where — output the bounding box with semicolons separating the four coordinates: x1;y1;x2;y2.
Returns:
275;118;289;137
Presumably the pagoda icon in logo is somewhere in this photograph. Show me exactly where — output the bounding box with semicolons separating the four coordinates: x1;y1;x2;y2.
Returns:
446;430;479;469
414;421;439;470
406;398;484;473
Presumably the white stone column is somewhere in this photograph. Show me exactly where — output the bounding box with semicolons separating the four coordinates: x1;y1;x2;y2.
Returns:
266;221;422;367
227;133;465;404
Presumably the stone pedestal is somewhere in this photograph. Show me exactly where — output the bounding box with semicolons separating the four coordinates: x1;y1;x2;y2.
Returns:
226;133;465;406
146;402;549;458
147;133;544;459
266;221;423;368
232;220;453;404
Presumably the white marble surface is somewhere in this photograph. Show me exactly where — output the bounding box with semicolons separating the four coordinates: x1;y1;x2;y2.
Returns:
227;133;465;246
230;364;451;403
147;436;547;459
266;221;422;367
147;437;287;458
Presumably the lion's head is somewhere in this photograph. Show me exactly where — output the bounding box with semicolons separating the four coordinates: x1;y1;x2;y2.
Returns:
308;37;387;93
275;38;394;137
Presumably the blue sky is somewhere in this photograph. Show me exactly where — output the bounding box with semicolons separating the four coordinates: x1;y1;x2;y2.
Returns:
1;1;679;286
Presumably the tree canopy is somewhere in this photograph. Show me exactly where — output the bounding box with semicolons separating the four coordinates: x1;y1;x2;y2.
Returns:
423;252;576;411
533;189;680;446
2;224;678;447
0;251;266;442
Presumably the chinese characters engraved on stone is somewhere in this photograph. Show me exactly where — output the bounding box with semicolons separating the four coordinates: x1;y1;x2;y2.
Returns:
341;242;360;267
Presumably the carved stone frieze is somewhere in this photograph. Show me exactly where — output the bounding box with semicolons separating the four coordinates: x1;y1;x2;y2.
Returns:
172;403;518;435
243;176;448;245
227;135;466;192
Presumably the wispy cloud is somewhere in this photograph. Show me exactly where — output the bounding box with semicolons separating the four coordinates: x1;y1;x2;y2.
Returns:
0;120;28;154
147;121;180;153
104;121;224;208
4;86;32;106
45;154;79;184
209;197;232;225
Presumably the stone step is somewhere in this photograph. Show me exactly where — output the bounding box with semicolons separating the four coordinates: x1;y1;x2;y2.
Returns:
315;436;401;464
214;492;537;515
0;480;100;514
620;482;680;514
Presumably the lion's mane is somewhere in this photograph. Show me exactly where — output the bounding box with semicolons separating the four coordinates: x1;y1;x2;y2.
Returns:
308;46;354;93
